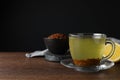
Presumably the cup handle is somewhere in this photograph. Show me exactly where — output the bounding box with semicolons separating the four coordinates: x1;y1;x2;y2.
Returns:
103;38;115;60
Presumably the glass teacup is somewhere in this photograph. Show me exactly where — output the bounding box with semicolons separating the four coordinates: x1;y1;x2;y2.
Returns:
69;33;115;67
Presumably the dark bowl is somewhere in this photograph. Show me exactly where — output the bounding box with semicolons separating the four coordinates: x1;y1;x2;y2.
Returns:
44;38;69;55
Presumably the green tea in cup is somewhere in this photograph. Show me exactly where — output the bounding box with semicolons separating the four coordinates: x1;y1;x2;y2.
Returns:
69;33;115;67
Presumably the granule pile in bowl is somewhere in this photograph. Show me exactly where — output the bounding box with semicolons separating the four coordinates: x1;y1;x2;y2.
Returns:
48;33;67;39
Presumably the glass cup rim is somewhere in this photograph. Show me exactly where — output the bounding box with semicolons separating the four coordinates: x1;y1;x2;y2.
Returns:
69;33;107;38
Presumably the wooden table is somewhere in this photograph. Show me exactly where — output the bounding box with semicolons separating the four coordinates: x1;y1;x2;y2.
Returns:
0;52;120;80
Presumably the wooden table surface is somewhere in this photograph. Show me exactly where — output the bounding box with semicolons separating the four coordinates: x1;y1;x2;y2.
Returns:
0;52;120;80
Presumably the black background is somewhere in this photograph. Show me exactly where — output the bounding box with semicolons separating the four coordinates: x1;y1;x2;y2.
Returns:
0;0;120;51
